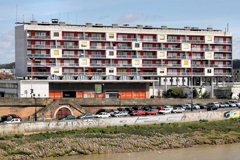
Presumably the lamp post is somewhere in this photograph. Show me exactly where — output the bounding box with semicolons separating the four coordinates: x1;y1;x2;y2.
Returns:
191;57;193;112
34;94;37;121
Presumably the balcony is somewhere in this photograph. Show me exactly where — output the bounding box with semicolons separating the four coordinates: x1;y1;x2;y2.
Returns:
214;57;232;60
62;72;106;76
214;73;232;76
27;54;51;58
210;65;232;68
27;72;51;76
91;63;132;67
167;39;204;44
27;45;56;49
214;41;232;44
28;63;79;67
27;36;50;39
62;45;79;49
117;72;157;76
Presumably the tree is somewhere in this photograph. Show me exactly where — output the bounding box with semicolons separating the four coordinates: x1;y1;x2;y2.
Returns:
163;87;186;98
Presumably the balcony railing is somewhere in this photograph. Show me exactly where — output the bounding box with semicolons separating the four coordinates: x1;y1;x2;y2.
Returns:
27;36;50;39
214;57;232;60
214;41;232;44
27;72;51;76
214;73;232;76
28;63;79;67
27;54;51;58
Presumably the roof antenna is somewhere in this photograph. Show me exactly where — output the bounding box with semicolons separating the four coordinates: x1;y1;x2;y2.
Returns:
22;14;25;23
227;23;229;32
16;4;18;22
32;14;35;21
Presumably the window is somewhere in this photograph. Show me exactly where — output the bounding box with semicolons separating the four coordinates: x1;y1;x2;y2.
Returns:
135;43;140;48
54;32;59;37
109;51;114;56
183;44;189;49
160;69;165;73
143;44;153;48
168;36;177;40
134;60;140;65
54;50;59;55
192;37;201;41
82;59;87;65
143;61;153;64
109;33;114;38
206;52;212;58
159;35;165;40
54;68;59;73
207;69;212;73
184;61;189;65
159;52;165;57
81;42;87;47
207;36;212;41
27;32;32;37
109;69;114;73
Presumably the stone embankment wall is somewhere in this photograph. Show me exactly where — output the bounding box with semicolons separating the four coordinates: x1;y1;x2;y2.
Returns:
0;109;239;136
0;98;230;107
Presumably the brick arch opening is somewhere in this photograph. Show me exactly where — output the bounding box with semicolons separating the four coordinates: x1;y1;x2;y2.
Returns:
54;105;73;119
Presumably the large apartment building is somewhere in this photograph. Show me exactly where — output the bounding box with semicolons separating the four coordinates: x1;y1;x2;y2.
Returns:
13;20;232;99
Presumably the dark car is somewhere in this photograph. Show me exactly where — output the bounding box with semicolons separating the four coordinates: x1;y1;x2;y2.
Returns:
77;113;97;119
0;114;21;123
197;103;206;109
125;107;135;113
206;103;218;111
59;115;76;120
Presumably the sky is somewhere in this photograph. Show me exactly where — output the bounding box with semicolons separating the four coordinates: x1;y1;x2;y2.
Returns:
0;0;240;64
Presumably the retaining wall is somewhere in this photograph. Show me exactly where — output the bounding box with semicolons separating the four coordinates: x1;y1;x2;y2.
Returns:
0;109;239;136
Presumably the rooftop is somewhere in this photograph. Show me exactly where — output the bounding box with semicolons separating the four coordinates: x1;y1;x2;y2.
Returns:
15;19;223;32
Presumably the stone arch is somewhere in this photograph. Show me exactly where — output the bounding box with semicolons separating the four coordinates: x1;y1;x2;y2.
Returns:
54;105;74;119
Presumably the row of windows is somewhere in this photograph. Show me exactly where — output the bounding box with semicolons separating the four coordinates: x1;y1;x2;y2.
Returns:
0;83;18;89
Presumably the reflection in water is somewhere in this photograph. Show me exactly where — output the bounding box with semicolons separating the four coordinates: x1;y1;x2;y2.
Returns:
45;143;240;160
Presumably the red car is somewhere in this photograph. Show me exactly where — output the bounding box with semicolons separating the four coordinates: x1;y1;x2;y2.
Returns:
145;109;159;115
156;106;164;110
130;110;146;116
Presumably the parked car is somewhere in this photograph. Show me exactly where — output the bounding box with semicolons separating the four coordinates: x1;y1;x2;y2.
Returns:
145;109;159;115
197;103;206;109
156;106;164;110
206;103;218;111
229;100;240;107
112;111;129;117
0;114;21;123
77;113;97;119
159;108;172;114
172;107;185;113
219;102;226;108
59;115;76;120
212;102;220;108
187;103;200;110
130;110;146;116
222;102;230;108
163;106;173;111
207;102;220;109
3;118;21;123
225;102;236;107
96;112;111;118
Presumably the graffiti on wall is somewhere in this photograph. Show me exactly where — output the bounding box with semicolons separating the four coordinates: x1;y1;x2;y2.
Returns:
224;110;240;119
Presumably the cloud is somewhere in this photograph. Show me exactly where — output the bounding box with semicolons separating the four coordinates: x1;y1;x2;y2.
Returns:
0;31;15;64
117;14;143;24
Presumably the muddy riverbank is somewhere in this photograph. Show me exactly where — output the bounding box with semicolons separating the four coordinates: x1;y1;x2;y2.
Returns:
0;118;240;160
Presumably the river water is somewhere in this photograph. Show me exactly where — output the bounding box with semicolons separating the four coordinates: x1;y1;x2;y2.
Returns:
46;143;240;160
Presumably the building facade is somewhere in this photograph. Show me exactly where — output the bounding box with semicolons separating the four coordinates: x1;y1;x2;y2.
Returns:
14;20;232;99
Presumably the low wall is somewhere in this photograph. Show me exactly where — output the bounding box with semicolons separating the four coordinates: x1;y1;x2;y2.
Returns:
0;109;239;136
0;98;231;107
